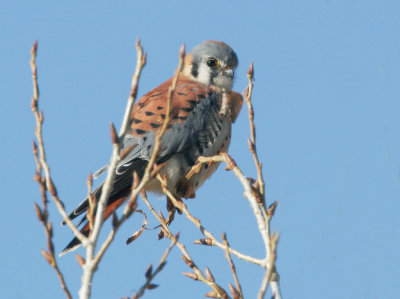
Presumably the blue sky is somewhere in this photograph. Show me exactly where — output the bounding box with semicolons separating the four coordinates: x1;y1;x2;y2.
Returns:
1;1;399;298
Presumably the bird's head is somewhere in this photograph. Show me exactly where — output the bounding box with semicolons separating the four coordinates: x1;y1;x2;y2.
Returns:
183;40;238;90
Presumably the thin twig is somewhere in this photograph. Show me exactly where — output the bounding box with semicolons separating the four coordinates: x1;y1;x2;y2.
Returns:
243;64;271;247
30;41;87;246
81;43;185;299
187;154;271;263
91;43;185;268
243;63;264;200
32;40;283;299
140;191;230;298
30;41;72;299
188;152;278;295
140;191;170;235
134;44;186;188
92;194;139;266
178;150;284;297
270;272;282;299
186;154;280;297
158;173;264;266
257;234;279;299
79;39;146;299
87;173;95;233
243;63;282;298
221;233;243;299
131;234;179;299
180;61;282;298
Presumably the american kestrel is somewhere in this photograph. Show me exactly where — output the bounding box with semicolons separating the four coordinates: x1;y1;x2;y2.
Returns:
61;40;243;255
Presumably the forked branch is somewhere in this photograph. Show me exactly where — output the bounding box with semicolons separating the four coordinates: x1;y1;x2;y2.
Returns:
31;41;73;299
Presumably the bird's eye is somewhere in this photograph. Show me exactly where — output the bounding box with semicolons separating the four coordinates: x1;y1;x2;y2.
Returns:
207;58;219;68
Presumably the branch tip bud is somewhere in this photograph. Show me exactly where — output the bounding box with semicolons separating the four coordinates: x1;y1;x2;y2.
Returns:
34;202;43;222
205;290;218;298
145;264;153;279
268;201;278;217
183;272;198;280
229;283;240;299
75;254;85;267
179;44;186;57
205;267;215;282
32;40;38;53
87;172;93;186
41;249;54;266
247;62;254;78
110;122;118;144
193;238;213;246
181;255;194;268
48;179;57;197
147;284;158;290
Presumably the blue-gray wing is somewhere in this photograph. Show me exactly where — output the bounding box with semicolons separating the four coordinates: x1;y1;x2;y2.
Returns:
116;78;225;173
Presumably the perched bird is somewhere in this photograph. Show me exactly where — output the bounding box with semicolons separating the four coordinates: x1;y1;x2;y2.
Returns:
61;40;243;255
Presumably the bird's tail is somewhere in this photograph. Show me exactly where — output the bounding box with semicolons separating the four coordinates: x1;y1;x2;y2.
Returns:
59;228;90;256
59;194;128;256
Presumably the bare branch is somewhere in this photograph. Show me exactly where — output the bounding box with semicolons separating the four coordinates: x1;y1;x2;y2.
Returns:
183;62;282;297
221;233;243;298
141;191;230;298
270;271;282;299
131;234;179;299
243;62;265;201
158;173;264;266
243;63;282;298
187;154;271;263
86;173;95;233
80;39;146;299
91;42;185;265
30;41;72;299
81;42;185;299
126;210;148;245
257;234;279;299
31;40;87;246
32;42;282;299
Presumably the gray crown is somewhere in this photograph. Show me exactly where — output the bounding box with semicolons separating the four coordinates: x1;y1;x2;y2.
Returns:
190;40;238;68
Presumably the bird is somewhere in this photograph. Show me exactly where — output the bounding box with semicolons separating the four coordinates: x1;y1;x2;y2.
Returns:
60;40;243;255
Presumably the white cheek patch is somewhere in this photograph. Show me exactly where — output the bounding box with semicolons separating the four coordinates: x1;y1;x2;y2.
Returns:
196;63;211;86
